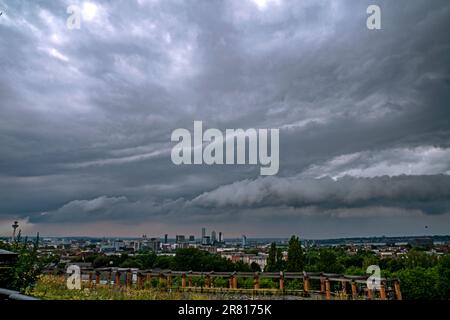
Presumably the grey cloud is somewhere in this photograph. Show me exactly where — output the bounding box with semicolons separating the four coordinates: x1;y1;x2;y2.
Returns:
192;175;450;215
0;0;449;235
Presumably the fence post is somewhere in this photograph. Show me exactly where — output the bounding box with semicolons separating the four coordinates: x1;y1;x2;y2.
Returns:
325;278;331;300
146;273;152;288
279;272;284;291
182;273;187;288
88;271;93;288
167;272;172;288
380;282;386;300
188;272;193;287
115;271;121;287
254;272;260;290
95;271;100;286
137;273;143;289
303;276;310;294
341;281;347;295
367;283;373;300
320;276;325;294
351;281;358;300
107;270;112;286
126;270;132;288
394;280;402;300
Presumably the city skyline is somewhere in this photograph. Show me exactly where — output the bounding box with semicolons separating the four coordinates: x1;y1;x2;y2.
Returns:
1;0;450;238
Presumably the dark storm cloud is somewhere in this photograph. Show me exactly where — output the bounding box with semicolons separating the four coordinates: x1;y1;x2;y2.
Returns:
0;0;449;235
191;175;450;215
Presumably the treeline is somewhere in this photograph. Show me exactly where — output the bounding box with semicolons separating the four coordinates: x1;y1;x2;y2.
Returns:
265;236;450;300
86;248;261;272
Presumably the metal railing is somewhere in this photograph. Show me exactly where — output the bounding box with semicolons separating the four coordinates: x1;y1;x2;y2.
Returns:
0;288;39;300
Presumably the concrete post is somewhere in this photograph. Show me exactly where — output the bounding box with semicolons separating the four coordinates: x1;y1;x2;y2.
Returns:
88;272;93;288
351;281;358;299
115;271;121;287
341;281;347;295
303;276;310;294
254;273;260;290
325;279;331;300
137;273;143;289
167;273;172;288
146;273;152;288
367;287;373;300
320;277;325;293
380;283;386;300
394;280;402;300
279;272;284;291
188;273;193;287
182;273;187;288
126;270;132;288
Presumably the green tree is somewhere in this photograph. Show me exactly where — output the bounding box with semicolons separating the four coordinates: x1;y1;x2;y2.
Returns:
394;267;440;300
0;233;44;292
436;255;450;299
286;235;304;272
265;243;277;272
275;248;286;271
317;249;344;274
250;262;261;272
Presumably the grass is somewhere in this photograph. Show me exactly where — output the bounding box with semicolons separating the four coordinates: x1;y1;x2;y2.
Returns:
28;275;211;300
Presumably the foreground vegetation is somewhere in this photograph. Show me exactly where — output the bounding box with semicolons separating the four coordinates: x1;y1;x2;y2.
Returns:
2;235;450;300
28;275;211;300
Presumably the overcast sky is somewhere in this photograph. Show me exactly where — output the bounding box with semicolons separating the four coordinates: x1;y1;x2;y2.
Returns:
0;0;449;238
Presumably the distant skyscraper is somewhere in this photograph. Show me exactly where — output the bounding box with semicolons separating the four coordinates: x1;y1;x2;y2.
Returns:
211;230;217;243
242;235;247;247
201;227;206;239
164;234;168;244
176;235;185;243
219;232;223;243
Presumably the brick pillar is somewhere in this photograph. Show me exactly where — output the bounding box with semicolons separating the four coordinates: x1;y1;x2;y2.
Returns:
394;280;402;300
115;271;121;287
325;279;331;300
188;274;193;287
229;276;233;289
95;271;100;285
137;273;143;289
351;281;358;299
88;272;93;288
126;271;132;288
380;283;386;300
367;287;373;300
303;276;310;294
341;281;347;295
279;272;284;291
233;275;238;289
167;273;172;288
320;277;325;293
159;273;164;287
254;273;260;290
107;270;112;286
146;273;152;288
182;273;187;288
205;275;210;288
